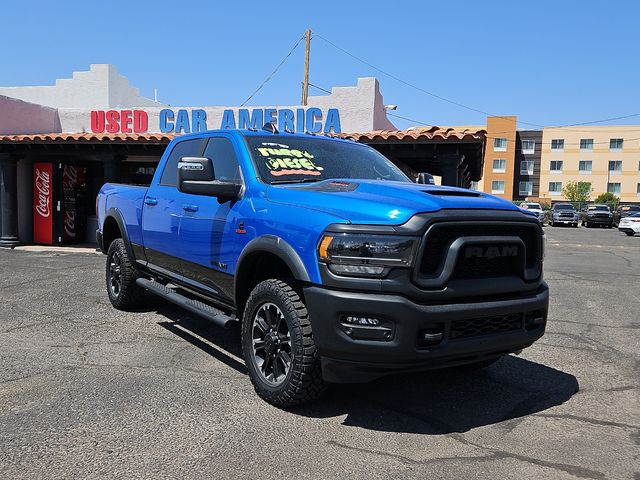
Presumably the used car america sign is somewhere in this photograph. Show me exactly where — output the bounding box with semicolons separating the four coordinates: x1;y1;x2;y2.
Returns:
90;108;342;134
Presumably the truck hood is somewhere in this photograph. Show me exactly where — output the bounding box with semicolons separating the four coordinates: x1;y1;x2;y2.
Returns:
266;179;521;224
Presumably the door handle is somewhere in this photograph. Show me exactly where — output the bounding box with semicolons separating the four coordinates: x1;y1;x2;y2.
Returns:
144;197;158;206
182;204;199;212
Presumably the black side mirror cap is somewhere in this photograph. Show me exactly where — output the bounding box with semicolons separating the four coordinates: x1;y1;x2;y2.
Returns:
177;156;241;200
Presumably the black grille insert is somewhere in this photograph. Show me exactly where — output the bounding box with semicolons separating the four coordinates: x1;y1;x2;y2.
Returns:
419;222;539;276
453;245;522;279
450;313;523;340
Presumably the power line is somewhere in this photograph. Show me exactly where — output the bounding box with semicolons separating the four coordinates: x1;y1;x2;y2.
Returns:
240;34;306;107
308;82;331;95
314;32;640;131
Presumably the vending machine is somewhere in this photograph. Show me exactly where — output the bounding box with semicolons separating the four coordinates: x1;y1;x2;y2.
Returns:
33;162;87;245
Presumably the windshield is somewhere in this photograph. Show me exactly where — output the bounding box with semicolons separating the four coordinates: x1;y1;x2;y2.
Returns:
245;135;410;184
555;204;574;210
523;203;541;209
588;205;609;211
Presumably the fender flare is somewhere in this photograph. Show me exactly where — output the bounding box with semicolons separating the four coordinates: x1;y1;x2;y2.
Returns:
102;207;135;261
234;235;311;306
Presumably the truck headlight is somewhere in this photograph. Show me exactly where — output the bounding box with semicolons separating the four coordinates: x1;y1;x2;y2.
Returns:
318;234;418;277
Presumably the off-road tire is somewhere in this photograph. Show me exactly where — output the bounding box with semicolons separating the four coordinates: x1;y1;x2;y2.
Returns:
106;238;147;310
242;279;325;407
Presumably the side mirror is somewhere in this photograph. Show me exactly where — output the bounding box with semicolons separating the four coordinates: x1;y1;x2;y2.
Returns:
177;157;241;200
417;172;435;185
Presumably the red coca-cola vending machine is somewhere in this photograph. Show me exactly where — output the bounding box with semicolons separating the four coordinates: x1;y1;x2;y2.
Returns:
33;162;87;245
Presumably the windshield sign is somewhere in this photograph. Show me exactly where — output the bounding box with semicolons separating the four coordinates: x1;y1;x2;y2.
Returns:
246;136;410;184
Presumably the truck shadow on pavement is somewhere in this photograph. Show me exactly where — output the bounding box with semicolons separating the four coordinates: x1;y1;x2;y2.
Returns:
152;302;578;435
296;358;579;434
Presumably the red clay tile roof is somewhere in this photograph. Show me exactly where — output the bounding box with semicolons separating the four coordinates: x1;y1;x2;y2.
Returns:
0;133;175;143
334;127;486;143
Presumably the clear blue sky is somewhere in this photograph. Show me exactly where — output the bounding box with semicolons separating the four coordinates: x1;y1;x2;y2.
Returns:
2;0;639;129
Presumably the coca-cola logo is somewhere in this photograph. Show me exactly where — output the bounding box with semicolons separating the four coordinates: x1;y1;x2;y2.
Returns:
64;211;76;238
35;169;51;218
63;165;77;189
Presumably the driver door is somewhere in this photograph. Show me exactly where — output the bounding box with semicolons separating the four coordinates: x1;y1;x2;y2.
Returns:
177;135;244;300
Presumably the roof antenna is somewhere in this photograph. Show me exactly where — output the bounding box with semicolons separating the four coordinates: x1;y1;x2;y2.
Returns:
261;122;279;134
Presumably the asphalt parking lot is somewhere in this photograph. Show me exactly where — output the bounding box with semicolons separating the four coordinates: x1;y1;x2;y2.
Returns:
1;227;638;479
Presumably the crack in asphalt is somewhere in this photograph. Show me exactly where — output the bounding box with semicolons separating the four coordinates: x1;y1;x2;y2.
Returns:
326;439;495;466
552;319;640;330
533;413;640;431
328;437;607;479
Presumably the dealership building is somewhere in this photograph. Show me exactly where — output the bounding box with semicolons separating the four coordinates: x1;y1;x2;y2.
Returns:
0;64;487;247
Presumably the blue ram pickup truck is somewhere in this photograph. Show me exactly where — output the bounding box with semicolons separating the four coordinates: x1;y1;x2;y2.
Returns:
97;128;548;407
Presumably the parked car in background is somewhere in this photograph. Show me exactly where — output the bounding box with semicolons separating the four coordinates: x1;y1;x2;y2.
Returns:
618;212;640;236
519;202;545;224
550;203;578;227
581;204;613;228
613;205;640;226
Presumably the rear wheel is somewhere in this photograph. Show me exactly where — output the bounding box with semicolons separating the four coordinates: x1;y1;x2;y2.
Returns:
625;231;635;236
106;238;147;310
241;279;325;407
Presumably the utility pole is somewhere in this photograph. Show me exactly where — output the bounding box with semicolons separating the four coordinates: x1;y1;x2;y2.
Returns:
301;29;311;106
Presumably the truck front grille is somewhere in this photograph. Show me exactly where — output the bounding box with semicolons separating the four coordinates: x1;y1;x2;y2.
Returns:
450;313;523;340
418;222;540;277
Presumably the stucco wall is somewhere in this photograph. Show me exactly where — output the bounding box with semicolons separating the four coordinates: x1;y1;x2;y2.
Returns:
0;64;164;109
56;76;395;134
0;95;60;134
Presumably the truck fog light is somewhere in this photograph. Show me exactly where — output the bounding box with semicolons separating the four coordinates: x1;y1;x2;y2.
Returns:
329;264;385;276
343;315;381;326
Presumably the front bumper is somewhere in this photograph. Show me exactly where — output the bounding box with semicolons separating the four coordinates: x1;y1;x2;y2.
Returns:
619;225;640;234
304;283;549;383
585;217;612;225
553;217;578;224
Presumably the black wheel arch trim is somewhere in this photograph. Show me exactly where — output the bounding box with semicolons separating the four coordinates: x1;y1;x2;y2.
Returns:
101;207;135;261
234;235;311;306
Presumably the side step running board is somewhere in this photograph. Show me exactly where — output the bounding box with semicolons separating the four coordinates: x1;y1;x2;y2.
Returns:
136;278;238;329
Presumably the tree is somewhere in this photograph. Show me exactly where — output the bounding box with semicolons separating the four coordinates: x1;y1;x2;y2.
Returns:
561;181;592;202
594;192;619;204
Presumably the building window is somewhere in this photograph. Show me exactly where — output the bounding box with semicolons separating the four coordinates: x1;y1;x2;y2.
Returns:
491;180;505;194
550;160;563;173
521;140;535;154
551;139;564;151
549;182;562;195
520;161;534;175
578;160;592;174
580;139;594;151
607;183;621;194
637;183;640;197
608;160;622;174
493;138;507;151
519;181;533;196
492;159;506;173
609;138;623;151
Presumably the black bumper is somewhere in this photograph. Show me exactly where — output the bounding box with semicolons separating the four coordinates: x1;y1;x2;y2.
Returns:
304;283;549;383
586;217;612;225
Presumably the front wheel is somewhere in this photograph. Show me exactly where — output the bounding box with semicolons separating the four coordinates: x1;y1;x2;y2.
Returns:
625;231;635;236
241;279;325;407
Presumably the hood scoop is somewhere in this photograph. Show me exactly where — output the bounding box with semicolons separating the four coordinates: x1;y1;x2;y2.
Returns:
423;189;482;197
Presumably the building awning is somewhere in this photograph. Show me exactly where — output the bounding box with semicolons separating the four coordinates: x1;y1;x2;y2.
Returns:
334;126;486;143
0;133;175;144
